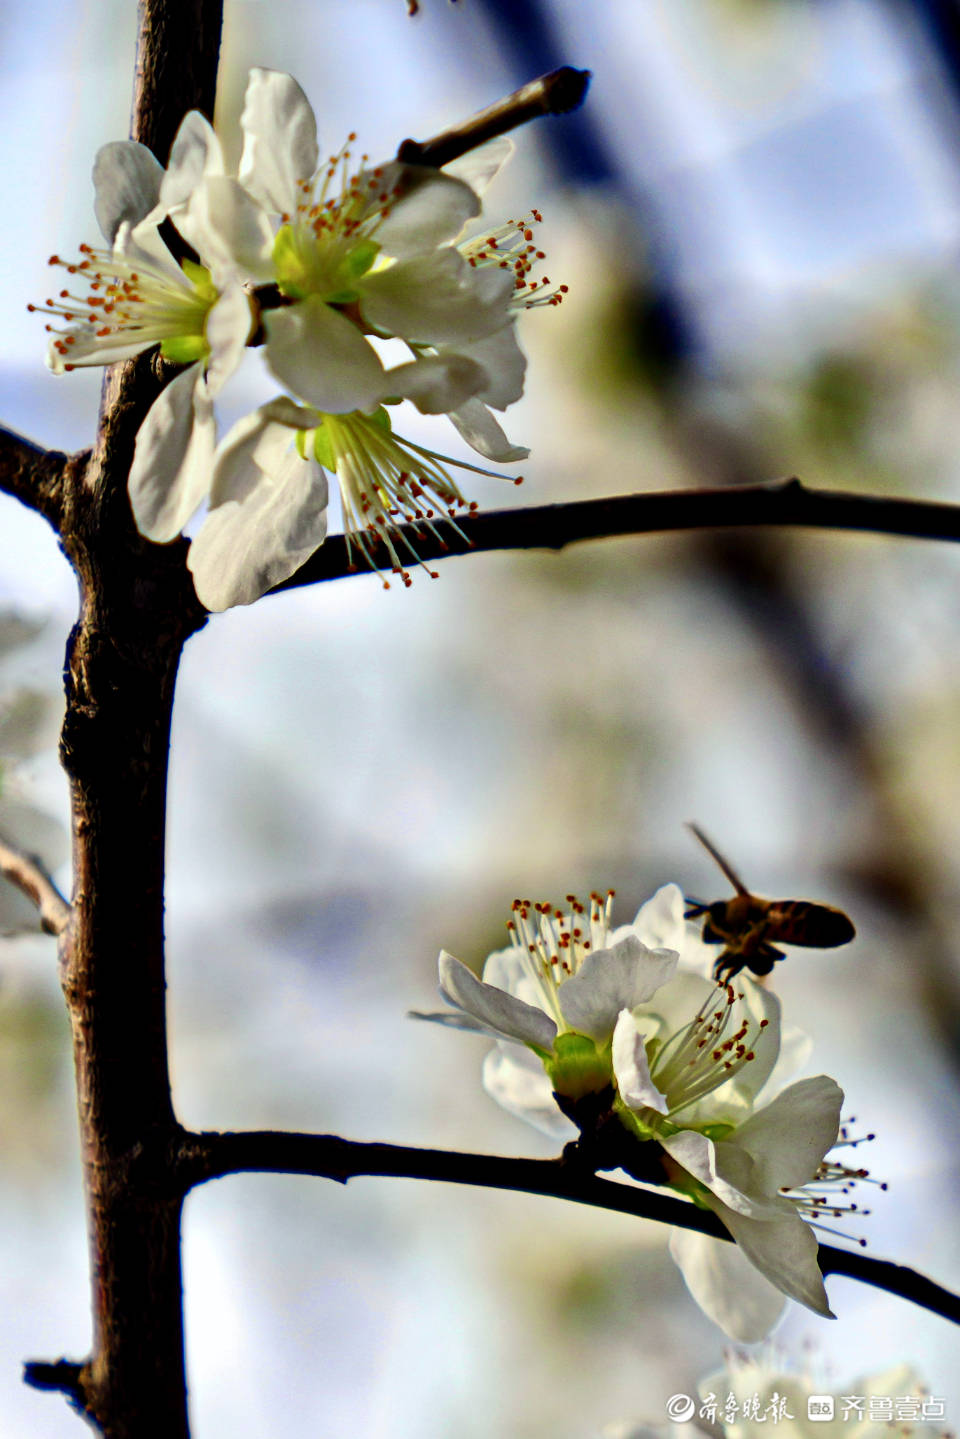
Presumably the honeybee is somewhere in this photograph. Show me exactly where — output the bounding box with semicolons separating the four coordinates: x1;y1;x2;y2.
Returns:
684;823;855;985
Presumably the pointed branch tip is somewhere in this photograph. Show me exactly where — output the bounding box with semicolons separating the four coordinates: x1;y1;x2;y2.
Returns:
397;65;592;169
23;1358;85;1401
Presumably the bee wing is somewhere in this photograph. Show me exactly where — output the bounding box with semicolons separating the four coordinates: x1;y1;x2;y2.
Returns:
686;823;749;896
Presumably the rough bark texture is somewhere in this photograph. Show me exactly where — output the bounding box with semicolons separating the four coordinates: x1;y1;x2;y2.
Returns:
54;354;207;1435
28;4;223;1432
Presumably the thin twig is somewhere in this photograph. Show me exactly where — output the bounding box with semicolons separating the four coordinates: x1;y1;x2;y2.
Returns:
181;1129;960;1326
22;1360;85;1409
0;838;71;936
267;477;960;596
396;66;591;169
0;427;68;529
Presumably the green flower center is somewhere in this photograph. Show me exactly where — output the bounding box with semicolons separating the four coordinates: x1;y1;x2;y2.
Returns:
32;246;217;371
272;225;380;304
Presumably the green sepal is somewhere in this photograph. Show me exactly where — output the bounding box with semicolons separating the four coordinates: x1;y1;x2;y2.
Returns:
544;1031;612;1100
295;429;309;461
339;238;379;284
272;225;380;302
311;423;337;471
612;1094;660;1143
272;225;309;299
181;258;217;302
699;1122;735;1142
160;334;208;364
664;1170;714;1209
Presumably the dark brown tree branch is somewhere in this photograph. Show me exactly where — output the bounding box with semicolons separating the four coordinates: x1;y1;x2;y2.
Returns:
397;66;591;169
267;477;960;596
93;0;224;466
22;1360;87;1415
34;4;222;1436
0;427;69;529
0;837;71;936
180;1129;960;1327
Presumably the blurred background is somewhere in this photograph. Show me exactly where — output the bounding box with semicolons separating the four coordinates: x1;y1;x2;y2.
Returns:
2;0;960;1434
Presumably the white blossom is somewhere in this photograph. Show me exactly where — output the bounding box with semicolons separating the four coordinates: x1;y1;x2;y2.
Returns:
36;68;561;603
413;888;681;1121
216;68;528;420
417;880;851;1339
32;135;253;542
190;395;527;608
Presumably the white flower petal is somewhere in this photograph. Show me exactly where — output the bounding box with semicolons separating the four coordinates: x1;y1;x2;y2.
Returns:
209;402;325;509
407;1009;505;1038
159;110;225;213
731;1075;843;1192
709;981;783;1111
264;298;388;413
239;67;319;215
93;141;164;243
754;1023;813;1107
441;324;526;410
373;163;481;257
663;1130;783;1220
128;366;215;541
203;283;254;395
712;1196;834;1320
118;217;186;284
558;936;678;1041
482;1043;576;1140
632;883;689;952
361;248;514;345
178;177;275;284
480;943;548;1014
443;136;514;197
611;1010;669;1114
446;399;529;462
668;1227;788;1342
385;354;487;415
188;444;329;609
45;330;144;373
438;951;557;1050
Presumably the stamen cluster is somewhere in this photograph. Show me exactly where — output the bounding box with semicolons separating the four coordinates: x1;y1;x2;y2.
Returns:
784;1121;884;1244
462;210;569;308
29;245;213;371
507;890;615;1016
309;412;523;588
651;984;768;1115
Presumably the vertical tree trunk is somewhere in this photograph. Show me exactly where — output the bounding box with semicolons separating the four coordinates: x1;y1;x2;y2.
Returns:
41;6;223;1429
56;357;207;1435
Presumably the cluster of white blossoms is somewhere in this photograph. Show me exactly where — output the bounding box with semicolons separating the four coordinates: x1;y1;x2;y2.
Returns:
415;883;873;1343
34;68;560;609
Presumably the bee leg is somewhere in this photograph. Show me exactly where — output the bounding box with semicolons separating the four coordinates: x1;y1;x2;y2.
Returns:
748;942;784;977
713;951;745;985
